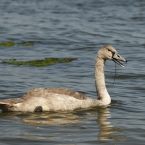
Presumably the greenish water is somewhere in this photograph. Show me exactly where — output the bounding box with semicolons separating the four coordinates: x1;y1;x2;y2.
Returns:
0;0;145;144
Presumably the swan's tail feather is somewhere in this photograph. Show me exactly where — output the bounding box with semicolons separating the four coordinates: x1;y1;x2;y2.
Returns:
0;102;11;112
0;98;23;112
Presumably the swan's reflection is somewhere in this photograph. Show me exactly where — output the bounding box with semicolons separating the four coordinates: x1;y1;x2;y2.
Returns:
0;111;81;125
97;107;113;140
0;107;125;141
20;111;81;125
96;107;125;141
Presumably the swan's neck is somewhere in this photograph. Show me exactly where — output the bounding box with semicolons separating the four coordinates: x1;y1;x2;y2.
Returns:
95;56;111;105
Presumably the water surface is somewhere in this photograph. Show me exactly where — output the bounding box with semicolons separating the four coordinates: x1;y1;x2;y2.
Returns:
0;0;145;144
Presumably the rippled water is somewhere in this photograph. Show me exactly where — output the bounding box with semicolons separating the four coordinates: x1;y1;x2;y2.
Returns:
0;0;145;144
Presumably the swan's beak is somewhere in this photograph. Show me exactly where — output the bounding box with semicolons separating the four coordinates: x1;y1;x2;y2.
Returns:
112;52;127;67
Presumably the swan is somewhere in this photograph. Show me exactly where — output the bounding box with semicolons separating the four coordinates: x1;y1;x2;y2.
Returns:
0;45;127;112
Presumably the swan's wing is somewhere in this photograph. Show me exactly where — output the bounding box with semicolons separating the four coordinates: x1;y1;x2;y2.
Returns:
21;88;89;100
0;88;89;112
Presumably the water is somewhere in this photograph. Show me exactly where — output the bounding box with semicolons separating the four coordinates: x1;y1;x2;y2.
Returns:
0;0;145;144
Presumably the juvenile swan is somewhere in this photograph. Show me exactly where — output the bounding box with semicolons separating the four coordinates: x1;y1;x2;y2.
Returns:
0;45;127;112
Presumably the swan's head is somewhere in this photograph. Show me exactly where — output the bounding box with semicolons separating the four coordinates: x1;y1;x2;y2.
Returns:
98;45;127;67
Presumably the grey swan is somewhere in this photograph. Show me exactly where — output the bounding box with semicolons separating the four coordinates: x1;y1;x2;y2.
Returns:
0;45;127;112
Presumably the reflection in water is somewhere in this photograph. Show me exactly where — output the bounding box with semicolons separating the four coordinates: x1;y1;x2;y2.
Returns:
97;107;113;140
20;112;81;125
0;107;125;142
0;111;81;125
96;107;125;141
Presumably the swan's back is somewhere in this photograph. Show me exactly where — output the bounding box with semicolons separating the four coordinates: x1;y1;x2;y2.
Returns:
22;88;88;100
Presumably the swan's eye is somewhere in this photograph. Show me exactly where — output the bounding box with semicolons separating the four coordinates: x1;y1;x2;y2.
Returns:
107;49;111;52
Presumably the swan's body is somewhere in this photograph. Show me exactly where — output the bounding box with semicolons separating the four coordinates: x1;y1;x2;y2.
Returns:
0;45;126;112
